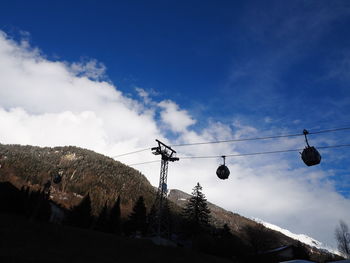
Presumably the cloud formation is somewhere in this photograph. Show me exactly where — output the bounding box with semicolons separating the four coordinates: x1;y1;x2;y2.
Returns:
158;100;196;133
0;31;349;248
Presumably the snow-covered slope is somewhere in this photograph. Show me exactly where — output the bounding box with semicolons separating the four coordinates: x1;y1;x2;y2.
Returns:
254;218;340;256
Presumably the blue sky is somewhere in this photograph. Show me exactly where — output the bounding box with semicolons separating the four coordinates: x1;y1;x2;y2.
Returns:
2;0;350;128
1;0;350;249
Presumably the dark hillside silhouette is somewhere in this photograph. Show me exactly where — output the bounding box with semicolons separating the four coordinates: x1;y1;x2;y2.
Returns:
0;213;232;263
0;182;51;221
0;182;23;214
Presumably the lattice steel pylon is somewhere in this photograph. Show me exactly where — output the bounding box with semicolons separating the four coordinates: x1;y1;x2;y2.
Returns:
151;139;179;237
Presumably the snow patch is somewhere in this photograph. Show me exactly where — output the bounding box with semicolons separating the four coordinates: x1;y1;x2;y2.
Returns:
253;218;340;256
62;153;78;161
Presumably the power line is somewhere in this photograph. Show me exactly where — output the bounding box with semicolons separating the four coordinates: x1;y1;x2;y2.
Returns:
112;147;151;158
180;149;302;159
171;127;350;147
127;143;350;165
114;127;350;158
308;127;350;135
180;144;350;159
128;160;159;166
172;134;301;147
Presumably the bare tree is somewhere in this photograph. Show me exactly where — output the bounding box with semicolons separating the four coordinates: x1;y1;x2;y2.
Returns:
335;220;350;258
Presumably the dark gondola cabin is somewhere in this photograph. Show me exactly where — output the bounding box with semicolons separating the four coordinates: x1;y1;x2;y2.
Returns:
301;129;321;166
217;156;230;179
216;164;230;179
53;174;62;184
301;146;321;166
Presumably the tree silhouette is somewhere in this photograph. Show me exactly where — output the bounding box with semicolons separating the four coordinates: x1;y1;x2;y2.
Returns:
68;193;92;228
161;199;173;238
126;196;147;236
147;203;157;230
216;223;250;259
335;220;350;258
36;190;51;221
28;189;51;222
243;223;279;254
182;182;211;235
220;224;232;238
95;202;109;232
109;196;121;235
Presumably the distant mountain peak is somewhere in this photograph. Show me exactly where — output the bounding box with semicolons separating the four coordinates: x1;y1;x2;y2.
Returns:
253;218;340;256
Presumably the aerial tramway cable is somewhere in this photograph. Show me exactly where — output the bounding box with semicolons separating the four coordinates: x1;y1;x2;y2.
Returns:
113;126;350;176
112;147;151;158
112;126;350;158
171;127;350;147
126;143;350;166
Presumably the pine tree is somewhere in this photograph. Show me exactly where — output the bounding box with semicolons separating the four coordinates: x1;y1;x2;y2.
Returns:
110;196;121;235
147;202;159;236
95;202;109;232
161;199;173;238
182;183;211;234
220;224;232;238
126;196;147;236
68;193;92;228
29;189;51;221
36;189;51;221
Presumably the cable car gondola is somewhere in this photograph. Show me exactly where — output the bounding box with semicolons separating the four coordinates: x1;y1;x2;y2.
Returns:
50;169;62;184
53;174;62;184
301;129;321;166
216;156;230;180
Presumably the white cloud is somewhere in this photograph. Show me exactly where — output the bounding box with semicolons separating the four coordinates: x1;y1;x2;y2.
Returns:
0;108;109;149
0;31;160;154
70;59;107;81
0;31;349;249
135;87;149;102
158;100;196;133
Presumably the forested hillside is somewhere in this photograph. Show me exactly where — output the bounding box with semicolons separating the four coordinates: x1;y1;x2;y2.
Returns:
0;144;155;215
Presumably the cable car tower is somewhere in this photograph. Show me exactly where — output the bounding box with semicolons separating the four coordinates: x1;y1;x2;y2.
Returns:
151;139;179;237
